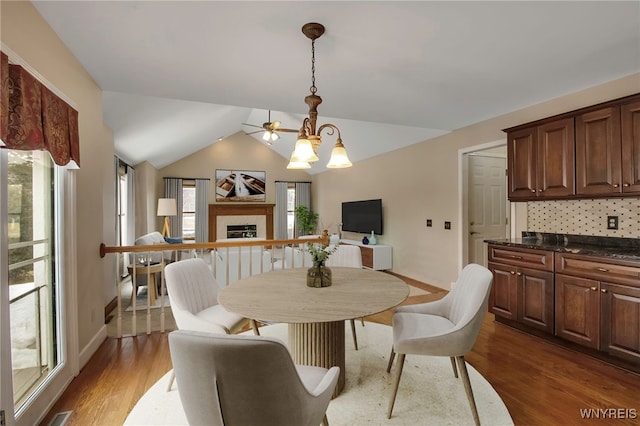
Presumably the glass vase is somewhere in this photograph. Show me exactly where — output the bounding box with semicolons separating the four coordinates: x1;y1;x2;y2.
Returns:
307;264;332;288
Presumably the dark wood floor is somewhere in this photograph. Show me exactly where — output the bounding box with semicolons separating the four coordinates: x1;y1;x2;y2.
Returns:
40;280;640;426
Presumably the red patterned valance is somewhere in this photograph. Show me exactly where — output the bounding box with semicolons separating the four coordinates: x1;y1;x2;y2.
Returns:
0;52;80;167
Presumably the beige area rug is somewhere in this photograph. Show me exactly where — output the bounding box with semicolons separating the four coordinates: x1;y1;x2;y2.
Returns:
124;322;513;426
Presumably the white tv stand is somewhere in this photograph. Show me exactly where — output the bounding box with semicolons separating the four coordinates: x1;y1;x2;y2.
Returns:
340;239;392;271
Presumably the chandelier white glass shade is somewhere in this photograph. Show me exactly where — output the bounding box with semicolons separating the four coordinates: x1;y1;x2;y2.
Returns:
287;23;352;170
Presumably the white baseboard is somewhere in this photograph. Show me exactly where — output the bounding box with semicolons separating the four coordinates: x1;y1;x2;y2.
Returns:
79;324;107;369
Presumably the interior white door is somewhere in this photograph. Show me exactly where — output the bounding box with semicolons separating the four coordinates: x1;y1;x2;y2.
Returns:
468;155;507;266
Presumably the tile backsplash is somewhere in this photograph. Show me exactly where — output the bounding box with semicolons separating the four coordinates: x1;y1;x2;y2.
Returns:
527;198;640;238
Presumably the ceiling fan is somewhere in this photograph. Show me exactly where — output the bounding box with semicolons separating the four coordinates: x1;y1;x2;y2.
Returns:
242;110;297;145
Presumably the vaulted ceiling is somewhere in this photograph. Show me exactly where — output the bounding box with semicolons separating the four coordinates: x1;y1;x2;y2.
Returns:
32;1;640;173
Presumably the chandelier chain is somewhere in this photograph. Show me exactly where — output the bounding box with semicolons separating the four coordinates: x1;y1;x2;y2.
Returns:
310;38;317;95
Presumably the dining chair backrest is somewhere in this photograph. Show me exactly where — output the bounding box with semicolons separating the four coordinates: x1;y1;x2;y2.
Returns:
325;245;363;268
168;329;338;426
165;258;219;318
447;263;493;329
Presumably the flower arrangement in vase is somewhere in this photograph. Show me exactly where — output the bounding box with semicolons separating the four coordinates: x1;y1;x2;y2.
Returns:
305;241;337;288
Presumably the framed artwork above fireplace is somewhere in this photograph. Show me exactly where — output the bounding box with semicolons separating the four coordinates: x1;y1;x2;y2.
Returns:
215;169;266;202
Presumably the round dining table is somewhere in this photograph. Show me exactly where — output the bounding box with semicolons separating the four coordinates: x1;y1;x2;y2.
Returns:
218;267;409;395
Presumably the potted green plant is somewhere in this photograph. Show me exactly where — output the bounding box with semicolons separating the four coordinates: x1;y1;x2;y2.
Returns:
294;205;319;236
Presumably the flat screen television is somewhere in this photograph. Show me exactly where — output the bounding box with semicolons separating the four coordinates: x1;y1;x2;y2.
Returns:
341;199;383;235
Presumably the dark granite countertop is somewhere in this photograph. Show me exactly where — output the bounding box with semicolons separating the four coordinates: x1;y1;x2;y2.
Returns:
485;232;640;262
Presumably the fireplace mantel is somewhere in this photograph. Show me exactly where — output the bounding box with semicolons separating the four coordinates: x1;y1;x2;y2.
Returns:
208;204;274;242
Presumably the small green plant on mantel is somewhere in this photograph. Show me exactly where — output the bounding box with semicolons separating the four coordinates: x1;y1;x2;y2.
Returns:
295;205;319;236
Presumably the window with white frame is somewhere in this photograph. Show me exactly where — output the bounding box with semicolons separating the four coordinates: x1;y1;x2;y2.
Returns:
181;180;196;240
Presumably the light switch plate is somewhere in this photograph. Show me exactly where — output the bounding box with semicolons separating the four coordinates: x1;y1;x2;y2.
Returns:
607;216;618;230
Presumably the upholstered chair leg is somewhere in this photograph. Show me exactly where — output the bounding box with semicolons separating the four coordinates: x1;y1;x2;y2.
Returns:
386;347;396;373
455;356;480;426
387;353;405;419
166;370;175;392
360;317;365;326
350;319;358;350
321;414;329;426
450;356;458;378
251;319;260;335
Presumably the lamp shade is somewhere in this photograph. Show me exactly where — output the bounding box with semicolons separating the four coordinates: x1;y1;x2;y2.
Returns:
326;140;352;168
287;152;311;169
157;198;177;216
292;138;319;163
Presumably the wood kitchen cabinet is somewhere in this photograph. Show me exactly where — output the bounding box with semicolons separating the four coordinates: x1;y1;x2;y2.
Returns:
576;106;622;195
555;252;640;363
507;117;574;200
621;99;640;193
576;100;640;196
487;243;640;371
506;93;640;200
488;245;554;333
555;274;600;349
601;282;640;364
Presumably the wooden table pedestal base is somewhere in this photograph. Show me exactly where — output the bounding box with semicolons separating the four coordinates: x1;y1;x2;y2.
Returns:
289;321;346;396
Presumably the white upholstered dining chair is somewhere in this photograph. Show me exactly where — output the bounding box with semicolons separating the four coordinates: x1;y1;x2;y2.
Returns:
386;263;493;425
324;244;365;350
164;258;259;390
168;329;340;426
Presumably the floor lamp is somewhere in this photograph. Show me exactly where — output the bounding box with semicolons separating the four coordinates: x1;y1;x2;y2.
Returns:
157;198;177;238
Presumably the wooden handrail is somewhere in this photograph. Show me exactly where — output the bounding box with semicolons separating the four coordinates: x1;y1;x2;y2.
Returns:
100;236;329;258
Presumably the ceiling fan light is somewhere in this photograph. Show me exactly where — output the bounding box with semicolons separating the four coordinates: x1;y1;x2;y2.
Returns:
262;131;272;141
287;152;311;169
270;132;280;142
292;138;319;163
326;140;352;168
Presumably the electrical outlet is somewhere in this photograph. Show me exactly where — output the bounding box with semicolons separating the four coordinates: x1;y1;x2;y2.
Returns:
607;216;619;230
426;219;432;227
444;221;451;230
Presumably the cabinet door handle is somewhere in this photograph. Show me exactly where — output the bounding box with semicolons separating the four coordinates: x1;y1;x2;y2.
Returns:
590;286;597;291
613;184;620;188
601;288;608;293
509;255;523;260
596;267;608;272
531;189;536;193
516;272;522;276
510;271;516;275
537;189;543;192
624;183;630;187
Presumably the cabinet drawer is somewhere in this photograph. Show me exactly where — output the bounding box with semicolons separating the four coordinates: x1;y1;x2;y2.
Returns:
488;245;553;271
360;246;373;268
556;253;640;287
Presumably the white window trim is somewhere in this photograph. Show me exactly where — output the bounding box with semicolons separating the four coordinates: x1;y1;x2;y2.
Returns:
10;164;79;426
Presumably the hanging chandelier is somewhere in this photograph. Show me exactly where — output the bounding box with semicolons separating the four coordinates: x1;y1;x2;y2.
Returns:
287;23;352;170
